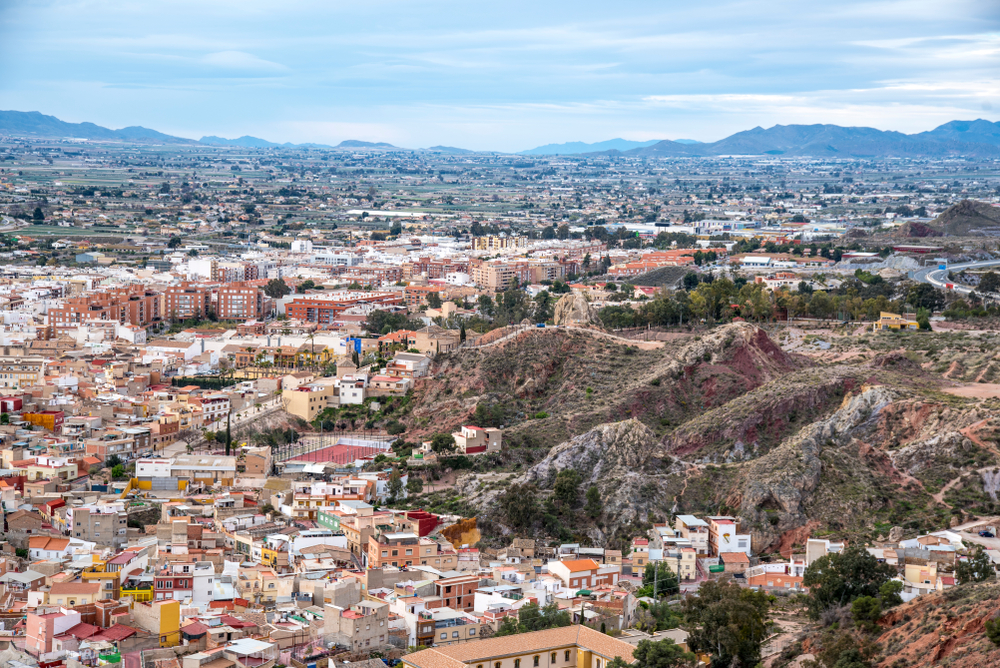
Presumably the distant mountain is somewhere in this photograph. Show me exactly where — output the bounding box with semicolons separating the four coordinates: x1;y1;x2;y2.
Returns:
200;135;282;148
914;119;1000;146
620;122;1000;158
520;138;662;155
335;140;397;149
0;110;194;144
425;145;476;154
3;109;998;158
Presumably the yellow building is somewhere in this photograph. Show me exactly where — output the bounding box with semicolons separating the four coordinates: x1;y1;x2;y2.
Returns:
873;311;919;331
403;625;639;668
282;383;335;421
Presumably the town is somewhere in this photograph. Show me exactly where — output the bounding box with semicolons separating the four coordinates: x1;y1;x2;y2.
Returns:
0;136;998;668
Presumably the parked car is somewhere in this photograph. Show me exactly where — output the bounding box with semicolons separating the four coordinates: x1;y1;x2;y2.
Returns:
979;530;995;538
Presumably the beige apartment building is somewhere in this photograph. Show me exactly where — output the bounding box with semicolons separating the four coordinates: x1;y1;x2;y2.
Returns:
0;356;45;390
403;625;638;668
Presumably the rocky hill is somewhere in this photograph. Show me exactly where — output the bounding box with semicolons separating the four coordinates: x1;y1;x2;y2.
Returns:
413;323;1000;552
896;199;1000;237
871;581;1000;667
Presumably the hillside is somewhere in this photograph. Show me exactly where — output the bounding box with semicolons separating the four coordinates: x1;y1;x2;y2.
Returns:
622;122;1000;158
405;323;1000;552
929;200;1000;236
0;110;194;144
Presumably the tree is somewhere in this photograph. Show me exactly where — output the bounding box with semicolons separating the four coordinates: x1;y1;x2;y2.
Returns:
956;545;995;584
494;601;572;636
683;580;769;667
631;638;696;668
980;271;1000;295
498;484;539;530
297;279;316;293
850;596;882;633
986;617;1000;646
429;433;456;453
878;580;903;608
387;467;404;504
553;469;581;506
803;544;896;618
906;283;944;312
390;221;403;236
585;485;602;518
264;278;291;299
459;323;466;343
406;476;423;495
639;561;679;597
167;236;182;249
105;454;123;469
32;206;44;222
494;616;521;637
426;291;443;309
0;412;7;425
111;464;125;479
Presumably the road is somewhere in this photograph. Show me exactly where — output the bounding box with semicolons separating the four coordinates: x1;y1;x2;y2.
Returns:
203;397;283;432
911;258;1000;296
951;516;1000;551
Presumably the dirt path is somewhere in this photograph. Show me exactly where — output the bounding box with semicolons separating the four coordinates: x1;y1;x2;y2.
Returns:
762;616;808;666
932;476;961;507
959;419;1000;459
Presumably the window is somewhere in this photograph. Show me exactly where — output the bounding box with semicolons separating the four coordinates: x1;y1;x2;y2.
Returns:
515;661;520;668
470;628;476;635
534;657;540;667
596;662;601;668
406;549;413;555
440;633;447;640
551;654;557;664
392;550;399;556
565;652;570;662
445;586;452;593
382;551;388;557
452;631;459;638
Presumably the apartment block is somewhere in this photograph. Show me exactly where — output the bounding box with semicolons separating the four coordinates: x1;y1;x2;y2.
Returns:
217;283;265;320
164;283;212;320
0;355;45;390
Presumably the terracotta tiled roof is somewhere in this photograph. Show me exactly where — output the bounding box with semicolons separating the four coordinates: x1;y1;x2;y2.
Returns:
404;625;635;668
29;536;71;551
50;582;101;596
557;559;600;572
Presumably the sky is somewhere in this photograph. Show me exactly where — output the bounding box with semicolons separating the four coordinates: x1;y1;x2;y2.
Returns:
0;0;997;151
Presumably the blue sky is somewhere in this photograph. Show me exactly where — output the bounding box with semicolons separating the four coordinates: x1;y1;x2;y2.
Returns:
0;0;997;151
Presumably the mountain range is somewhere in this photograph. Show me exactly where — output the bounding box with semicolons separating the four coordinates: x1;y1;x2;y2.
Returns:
1;109;998;158
592;120;1000;158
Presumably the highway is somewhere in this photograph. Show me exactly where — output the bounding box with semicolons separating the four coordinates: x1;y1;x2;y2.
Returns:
911;258;1000;296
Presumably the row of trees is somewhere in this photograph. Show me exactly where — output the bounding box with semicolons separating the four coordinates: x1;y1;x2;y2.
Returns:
598;276;944;329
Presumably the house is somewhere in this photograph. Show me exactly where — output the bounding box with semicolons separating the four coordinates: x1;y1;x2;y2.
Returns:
451;426;502;455
547;559;620;592
47;582;102;607
324;600;390;653
26;607;83;656
402;625;638;668
706;516;751;556
6;508;44;534
720;551;750;574
29;535;72;560
386;352;431;378
805;538;845;566
674;515;710;556
873;311;919;332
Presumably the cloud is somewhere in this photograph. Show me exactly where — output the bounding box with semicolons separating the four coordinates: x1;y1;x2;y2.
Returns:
200;51;289;75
